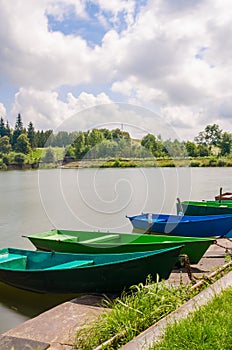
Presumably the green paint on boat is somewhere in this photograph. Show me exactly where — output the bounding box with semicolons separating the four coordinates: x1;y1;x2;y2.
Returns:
23;230;214;264
0;246;182;294
178;200;232;216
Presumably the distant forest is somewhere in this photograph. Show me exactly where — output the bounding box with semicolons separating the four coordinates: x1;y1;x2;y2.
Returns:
0;113;231;168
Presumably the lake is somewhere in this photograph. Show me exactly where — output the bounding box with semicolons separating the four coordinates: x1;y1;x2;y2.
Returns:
0;167;231;333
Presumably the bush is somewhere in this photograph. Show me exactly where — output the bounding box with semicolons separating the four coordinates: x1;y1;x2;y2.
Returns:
217;159;227;167
2;155;9;165
113;159;122;167
208;158;217;166
0;163;7;170
14;153;26;166
190;161;201;167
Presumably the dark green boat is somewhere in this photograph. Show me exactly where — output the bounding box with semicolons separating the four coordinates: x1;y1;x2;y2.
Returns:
24;230;214;264
177;200;232;216
0;246;182;294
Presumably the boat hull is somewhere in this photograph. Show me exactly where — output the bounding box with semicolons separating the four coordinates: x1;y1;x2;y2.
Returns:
177;201;232;216
24;230;214;264
0;247;181;294
127;213;232;238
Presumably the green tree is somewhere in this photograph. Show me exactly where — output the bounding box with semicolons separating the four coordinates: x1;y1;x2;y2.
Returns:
35;130;53;147
219;132;232;156
0;117;6;137
0;136;12;154
42;148;55;163
12;113;24;147
141;134;157;154
100;128;112;140
112;128;130;141
5;121;11;140
27;122;36;148
14;153;26;167
15;134;31;154
195;124;222;148
87;129;104;148
185;141;198;157
197;144;210;157
52;131;70;147
163;139;187;158
73;132;88;159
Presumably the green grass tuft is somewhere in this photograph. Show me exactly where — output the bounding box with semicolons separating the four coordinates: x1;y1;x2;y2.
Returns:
152;287;232;350
74;277;195;349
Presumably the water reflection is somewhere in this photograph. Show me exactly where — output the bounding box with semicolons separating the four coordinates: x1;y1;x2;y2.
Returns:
0;282;79;333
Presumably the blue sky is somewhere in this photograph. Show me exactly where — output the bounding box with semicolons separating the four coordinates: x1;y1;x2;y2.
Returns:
47;3;108;47
0;0;231;140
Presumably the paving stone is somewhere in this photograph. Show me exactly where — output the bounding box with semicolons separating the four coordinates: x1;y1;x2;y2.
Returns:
3;294;106;347
0;335;49;350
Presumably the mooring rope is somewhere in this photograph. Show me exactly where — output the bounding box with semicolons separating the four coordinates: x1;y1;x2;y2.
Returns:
179;254;197;283
214;239;232;255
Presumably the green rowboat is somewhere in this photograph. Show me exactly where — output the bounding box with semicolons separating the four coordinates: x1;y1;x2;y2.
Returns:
177;200;232;216
0;246;182;293
23;230;214;264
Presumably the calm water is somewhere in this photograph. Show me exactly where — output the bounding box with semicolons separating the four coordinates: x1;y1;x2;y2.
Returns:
0;167;231;333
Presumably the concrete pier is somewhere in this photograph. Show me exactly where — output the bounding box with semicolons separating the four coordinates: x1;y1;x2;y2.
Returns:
0;294;107;349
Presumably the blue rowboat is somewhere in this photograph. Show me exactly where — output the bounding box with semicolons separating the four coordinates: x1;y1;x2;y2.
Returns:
127;213;232;237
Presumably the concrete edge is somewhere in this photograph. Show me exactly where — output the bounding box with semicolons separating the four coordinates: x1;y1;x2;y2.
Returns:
119;270;232;350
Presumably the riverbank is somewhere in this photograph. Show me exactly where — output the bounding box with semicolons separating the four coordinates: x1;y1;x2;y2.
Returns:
61;156;232;168
1;156;232;170
1;239;231;350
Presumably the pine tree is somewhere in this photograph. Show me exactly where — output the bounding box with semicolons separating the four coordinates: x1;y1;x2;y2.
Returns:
5;121;12;142
0;117;6;137
27;121;36;148
12;113;24;148
15;134;31;154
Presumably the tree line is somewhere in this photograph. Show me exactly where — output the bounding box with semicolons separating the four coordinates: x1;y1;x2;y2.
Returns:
0;114;231;166
0;113;81;154
141;124;232;158
64;123;232;160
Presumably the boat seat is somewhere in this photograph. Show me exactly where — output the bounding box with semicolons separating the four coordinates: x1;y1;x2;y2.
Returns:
47;234;78;242
45;260;94;270
0;253;27;269
81;234;120;244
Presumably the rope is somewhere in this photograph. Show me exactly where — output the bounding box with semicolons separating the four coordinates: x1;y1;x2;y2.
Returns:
179;254;197;284
214;239;232;255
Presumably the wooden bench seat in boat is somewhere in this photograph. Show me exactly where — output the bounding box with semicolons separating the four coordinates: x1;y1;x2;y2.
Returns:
46;234;78;242
45;260;94;270
154;219;167;222
81;234;120;244
0;253;27;269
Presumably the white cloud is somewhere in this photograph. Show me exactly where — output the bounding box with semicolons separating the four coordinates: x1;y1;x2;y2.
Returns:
10;88;112;130
0;102;6;118
0;0;232;139
46;0;88;21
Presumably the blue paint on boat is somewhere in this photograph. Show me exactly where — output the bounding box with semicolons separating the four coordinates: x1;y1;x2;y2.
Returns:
127;213;232;237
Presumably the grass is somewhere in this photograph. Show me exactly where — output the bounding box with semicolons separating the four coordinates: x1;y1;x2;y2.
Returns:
73;262;232;349
74;277;196;349
152;286;232;350
62;156;232;168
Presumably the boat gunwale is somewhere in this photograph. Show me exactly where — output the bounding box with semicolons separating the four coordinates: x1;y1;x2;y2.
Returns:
0;246;184;272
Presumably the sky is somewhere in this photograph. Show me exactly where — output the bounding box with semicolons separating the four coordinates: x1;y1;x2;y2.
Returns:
0;0;232;141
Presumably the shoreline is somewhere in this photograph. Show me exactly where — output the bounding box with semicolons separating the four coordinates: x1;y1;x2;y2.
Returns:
1;156;232;171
